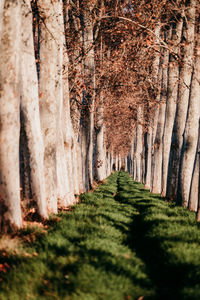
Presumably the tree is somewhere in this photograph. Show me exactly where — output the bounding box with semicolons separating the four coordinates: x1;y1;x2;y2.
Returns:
179;19;200;208
161;14;183;197
151;31;169;193
0;0;22;232
167;0;196;201
20;0;47;219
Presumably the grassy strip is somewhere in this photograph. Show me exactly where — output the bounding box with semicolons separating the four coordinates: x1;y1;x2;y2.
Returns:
115;172;200;300
0;172;155;300
1;171;200;300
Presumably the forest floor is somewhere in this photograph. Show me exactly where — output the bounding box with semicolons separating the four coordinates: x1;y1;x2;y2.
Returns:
1;172;200;300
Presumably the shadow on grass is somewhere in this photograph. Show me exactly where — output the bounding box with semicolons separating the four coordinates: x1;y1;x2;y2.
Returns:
115;172;200;300
2;172;200;300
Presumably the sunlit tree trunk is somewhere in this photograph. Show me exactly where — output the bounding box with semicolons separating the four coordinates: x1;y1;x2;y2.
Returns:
152;33;169;193
189;142;200;212
144;127;152;189
195;132;200;220
135;106;143;182
81;3;96;189
95;95;106;181
179;25;200;208
20;0;47;219
63;0;83;194
147;24;161;189
0;0;22;231
167;2;195;200
62;52;75;205
119;154;122;171
132;132;137;180
115;155;119;171
161;17;183;197
129;142;134;176
38;0;67;212
77;143;84;193
124;157;128;172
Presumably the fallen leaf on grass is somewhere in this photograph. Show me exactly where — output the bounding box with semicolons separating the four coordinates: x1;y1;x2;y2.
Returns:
0;263;9;273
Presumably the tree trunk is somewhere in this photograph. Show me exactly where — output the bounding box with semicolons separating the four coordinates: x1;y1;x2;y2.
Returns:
152;101;166;193
20;0;47;219
110;151;114;172
150;55;163;190
115;155;119;171
81;4;95;189
152;33;169;193
125;157;128;172
0;0;22;231
167;2;196;201
161;18;183;197
148;24;161;188
62;52;75;205
38;0;66;213
77;143;84;193
95;95;106;181
144;126;152;189
119;154;122;171
189;141;200;212
135;106;143;182
179;25;200;208
195;131;200;220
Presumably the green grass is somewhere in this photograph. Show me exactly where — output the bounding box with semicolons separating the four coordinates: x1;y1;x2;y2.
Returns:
0;172;200;299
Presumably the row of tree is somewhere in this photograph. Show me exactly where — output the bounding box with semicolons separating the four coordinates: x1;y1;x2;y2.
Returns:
127;0;200;219
0;0;199;232
0;0;114;232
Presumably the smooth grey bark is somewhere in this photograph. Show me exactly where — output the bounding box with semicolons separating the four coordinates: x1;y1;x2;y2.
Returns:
95;95;106;181
63;0;84;194
132;132;137;180
152;34;169;194
62;52;76;204
115;155;119;171
0;0;22;231
20;0;47;219
77;142;84;193
189;141;199;212
150;24;161;143
150;60;163;190
167;2;196;200
144;126;152;189
130;142;134;176
161;18;183;197
38;0;67;212
179;26;200;208
135;106;143;182
195;126;200;220
81;3;95;189
119;154;122;171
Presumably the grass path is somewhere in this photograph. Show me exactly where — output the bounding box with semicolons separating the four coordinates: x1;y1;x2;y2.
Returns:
1;172;200;299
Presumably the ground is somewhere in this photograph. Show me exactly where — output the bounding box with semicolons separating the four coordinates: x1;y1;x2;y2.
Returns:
0;172;200;300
